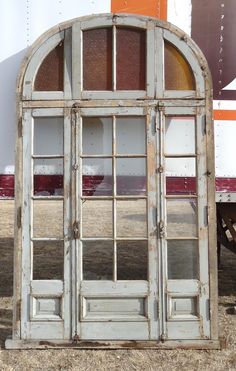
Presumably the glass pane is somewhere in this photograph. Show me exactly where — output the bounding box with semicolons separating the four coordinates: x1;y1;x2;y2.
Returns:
166;199;197;237
165;116;195;155
34;117;63;156
117;199;147;238
34;159;63;196
165;41;195;90
117;158;146;195
83;28;112;90
34;42;64;91
83;241;113;280
116;117;146;155
33;241;64;280
33;200;63;238
82;200;113;238
117;241;147;280
168;240;198;279
165;158;196;195
82;158;112;196
82;117;112;155
117;27;146;90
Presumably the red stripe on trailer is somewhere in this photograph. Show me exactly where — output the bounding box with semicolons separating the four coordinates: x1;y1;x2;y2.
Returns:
1;175;236;198
214;110;236;120
111;0;167;19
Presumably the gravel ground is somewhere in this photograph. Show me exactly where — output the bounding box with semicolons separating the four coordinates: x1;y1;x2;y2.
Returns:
0;201;236;370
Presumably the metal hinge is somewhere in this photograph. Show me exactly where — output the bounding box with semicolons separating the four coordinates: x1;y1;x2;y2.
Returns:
73;221;80;239
159;220;165;238
18;118;23;137
157;165;164;173
17;207;22;229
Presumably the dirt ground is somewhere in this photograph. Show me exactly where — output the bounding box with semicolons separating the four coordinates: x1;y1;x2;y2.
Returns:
0;200;236;370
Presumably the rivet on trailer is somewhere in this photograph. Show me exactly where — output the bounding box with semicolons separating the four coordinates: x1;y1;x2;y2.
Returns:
6;13;219;349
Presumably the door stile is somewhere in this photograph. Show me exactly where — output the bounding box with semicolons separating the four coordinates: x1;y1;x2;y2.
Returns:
196;107;210;337
147;109;159;339
21;109;33;339
71;106;81;339
156;104;167;341
63;108;72;338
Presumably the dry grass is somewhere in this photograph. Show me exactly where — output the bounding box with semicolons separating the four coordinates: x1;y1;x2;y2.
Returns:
0;200;236;370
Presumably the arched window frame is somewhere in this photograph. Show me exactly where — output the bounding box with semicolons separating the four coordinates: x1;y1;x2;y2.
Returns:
12;13;217;348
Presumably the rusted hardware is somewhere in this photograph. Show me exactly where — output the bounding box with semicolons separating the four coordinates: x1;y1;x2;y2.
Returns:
72;333;80;344
73;221;80;239
157;165;164;173
159;220;165;238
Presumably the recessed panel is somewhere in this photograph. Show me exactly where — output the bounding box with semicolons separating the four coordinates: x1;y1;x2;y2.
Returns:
167;240;198;280
33;241;64;280
82;158;112;196
117;158;146;195
116;117;146;155
82;200;113;237
166;198;197;238
82;117;112;155
83;28;112;90
116;27;146;90
32;296;62;320
34;158;63;196
165;116;195;155
169;296;198;319
83;241;113;280
117;199;147;238
33;200;63;238
82;297;146;320
117;241;147;280
34;117;63;156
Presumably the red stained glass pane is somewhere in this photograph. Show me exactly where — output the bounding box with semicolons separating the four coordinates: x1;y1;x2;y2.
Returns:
83;28;112;90
165;41;195;90
117;27;146;90
34;42;64;91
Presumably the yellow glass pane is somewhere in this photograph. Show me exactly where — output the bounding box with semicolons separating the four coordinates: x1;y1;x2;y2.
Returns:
165;42;195;90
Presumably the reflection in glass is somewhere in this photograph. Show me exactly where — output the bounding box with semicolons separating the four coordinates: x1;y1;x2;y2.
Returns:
165;41;195;90
82;158;112;196
33;200;63;238
34;117;64;156
117;27;146;90
117;241;147;280
83;241;113;280
165;116;195;155
34;42;64;91
116;117;146;155
33;158;63;196
33;240;64;280
117;199;147;238
82;117;112;155
117;158;146;195
166;199;197;237
167;240;198;279
82;200;113;237
83;28;112;90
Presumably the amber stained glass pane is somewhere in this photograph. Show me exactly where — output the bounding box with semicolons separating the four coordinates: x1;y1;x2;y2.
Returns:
165;41;195;90
117;27;146;90
83;28;112;90
34;42;64;91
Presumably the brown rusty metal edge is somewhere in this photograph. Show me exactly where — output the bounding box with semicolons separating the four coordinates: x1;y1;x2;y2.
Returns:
5;337;221;350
